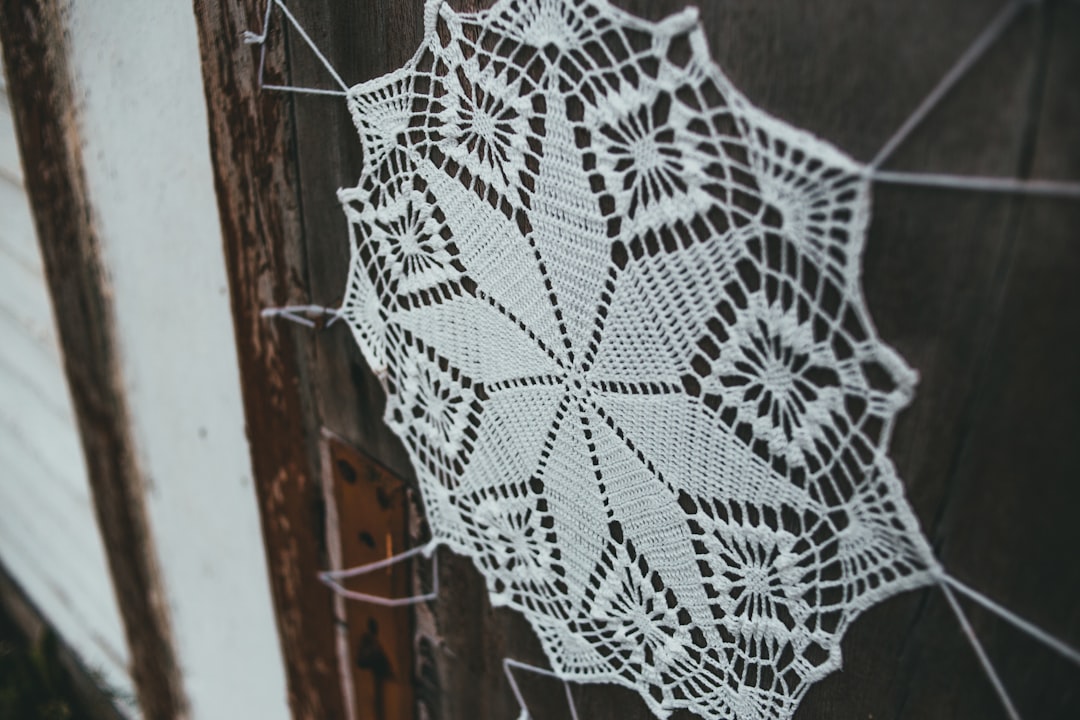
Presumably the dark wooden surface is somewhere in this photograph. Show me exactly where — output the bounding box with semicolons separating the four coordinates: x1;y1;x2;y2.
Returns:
190;2;348;718
0;3;187;717
253;0;1080;718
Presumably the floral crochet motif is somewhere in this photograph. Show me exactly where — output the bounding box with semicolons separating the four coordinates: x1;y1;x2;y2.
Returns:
336;1;938;717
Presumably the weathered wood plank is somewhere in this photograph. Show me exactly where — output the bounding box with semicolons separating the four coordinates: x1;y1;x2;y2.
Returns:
0;2;186;717
276;2;557;716
277;6;431;720
273;1;1080;718
284;0;420;481
799;4;1061;719
188;1;348;717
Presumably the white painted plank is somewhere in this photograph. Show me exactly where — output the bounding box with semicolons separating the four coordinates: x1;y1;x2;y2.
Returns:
0;510;132;695
0;474;118;627
0;435;134;706
0;344;75;431
0;481;102;589
0;100;22;183
0;372;91;502
0;78;136;713
0;526;126;673
62;1;291;717
0;178;42;276
0;240;75;431
0;256;60;357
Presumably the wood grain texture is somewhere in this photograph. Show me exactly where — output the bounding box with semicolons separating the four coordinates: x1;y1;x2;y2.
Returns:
285;0;422;483
0;2;187;717
188;2;346;718
0;213;135;706
267;0;1080;718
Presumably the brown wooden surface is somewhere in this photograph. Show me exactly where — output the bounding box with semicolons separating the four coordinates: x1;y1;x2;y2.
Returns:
276;2;551;718
189;2;348;718
0;3;187;717
234;0;1080;718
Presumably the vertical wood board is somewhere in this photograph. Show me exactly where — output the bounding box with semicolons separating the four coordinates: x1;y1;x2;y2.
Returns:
190;0;349;717
0;2;189;716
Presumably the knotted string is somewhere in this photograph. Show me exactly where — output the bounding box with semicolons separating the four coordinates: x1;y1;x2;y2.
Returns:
317;541;439;607
940;572;1080;667
863;0;1080;199
939;579;1022;720
874;1;1080;715
318;538;583;717
260;304;342;329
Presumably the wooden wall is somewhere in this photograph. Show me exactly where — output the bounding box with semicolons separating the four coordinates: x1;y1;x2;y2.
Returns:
2;1;295;715
0;44;135;711
59;1;293;715
200;1;1080;719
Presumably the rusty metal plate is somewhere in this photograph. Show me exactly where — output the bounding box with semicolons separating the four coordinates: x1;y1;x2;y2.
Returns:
322;432;414;720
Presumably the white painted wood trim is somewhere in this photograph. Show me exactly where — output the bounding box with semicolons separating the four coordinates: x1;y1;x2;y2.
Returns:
60;1;292;717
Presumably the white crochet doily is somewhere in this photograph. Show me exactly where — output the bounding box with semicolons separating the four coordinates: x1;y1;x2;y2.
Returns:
334;0;940;718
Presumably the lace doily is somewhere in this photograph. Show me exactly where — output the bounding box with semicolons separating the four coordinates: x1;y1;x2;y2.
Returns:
334;0;941;717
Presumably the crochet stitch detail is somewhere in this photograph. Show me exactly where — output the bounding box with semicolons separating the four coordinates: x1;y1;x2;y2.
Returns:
337;1;937;717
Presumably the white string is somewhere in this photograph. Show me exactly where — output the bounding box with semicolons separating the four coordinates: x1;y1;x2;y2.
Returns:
869;0;1027;170
503;658;580;720
243;0;350;97
939;580;1023;720
260;304;343;328
260;303;390;382
941;573;1080;666
876;2;1078;715
562;678;578;720
865;0;1080;203
261;84;349;97
319;541;440;607
243;0;273;88
870;170;1080;199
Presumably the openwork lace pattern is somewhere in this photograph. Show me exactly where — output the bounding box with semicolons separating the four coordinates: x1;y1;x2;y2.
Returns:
336;1;940;717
